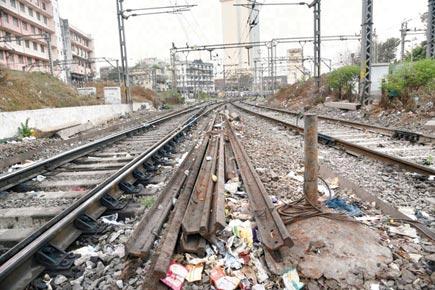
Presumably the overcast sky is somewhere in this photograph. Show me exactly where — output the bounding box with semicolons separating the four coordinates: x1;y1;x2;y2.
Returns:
58;0;428;71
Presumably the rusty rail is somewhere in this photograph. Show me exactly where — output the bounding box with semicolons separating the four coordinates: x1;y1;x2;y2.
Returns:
226;119;293;259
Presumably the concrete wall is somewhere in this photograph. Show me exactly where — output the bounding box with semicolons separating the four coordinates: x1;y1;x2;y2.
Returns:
0;103;148;139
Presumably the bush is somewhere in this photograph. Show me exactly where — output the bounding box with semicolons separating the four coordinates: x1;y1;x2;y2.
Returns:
383;59;435;108
159;90;184;105
326;65;360;100
18;118;32;138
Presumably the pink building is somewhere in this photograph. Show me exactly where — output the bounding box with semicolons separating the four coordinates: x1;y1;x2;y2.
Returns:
0;0;95;83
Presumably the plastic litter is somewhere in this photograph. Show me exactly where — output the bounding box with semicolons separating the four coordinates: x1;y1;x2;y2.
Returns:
225;180;240;194
211;266;240;290
160;260;188;290
398;207;417;220
252;285;266;290
252;256;268;283
325;197;362;217
388;224;418;239
101;213;123;226
33;175;46;182
185;263;204;282
228;220;254;248
282;268;304;290
224;252;243;270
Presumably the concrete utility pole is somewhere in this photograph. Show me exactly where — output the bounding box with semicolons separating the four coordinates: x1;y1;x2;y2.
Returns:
400;21;409;61
170;50;177;91
359;0;374;106
116;0;131;104
44;33;54;76
428;0;435;58
304;114;319;204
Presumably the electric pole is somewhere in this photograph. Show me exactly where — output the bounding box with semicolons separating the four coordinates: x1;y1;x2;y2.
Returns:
359;0;374;106
427;0;435;58
310;0;321;93
116;0;131;105
400;21;409;61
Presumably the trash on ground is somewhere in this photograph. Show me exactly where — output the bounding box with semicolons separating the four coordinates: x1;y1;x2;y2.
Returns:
388;224;418;239
101;213;123;226
160;260;188;290
225;180;240;194
185;263;204;282
282;268;304;290
33;175;46;182
325;197;362;217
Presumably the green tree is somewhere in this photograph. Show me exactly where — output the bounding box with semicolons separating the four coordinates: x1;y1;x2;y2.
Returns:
326;65;360;100
405;41;427;62
377;38;400;63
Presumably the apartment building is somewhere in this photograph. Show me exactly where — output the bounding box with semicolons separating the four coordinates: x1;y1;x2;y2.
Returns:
176;59;214;98
0;0;95;83
0;0;55;72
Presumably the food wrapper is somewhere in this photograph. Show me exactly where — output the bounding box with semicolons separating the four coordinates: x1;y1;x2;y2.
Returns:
282;268;304;290
185;263;204;283
160;260;188;290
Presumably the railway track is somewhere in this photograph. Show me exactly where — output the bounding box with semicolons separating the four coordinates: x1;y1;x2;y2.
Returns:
0;102;217;290
237;102;435;176
124;108;293;289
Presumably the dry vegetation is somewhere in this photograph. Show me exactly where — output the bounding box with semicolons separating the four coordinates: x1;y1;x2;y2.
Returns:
0;66;102;112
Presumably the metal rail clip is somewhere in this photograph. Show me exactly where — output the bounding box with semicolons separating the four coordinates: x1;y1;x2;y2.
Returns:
318;133;336;146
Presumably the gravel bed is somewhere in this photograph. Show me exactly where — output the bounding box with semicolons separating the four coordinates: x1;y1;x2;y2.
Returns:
30;113;213;290
230;105;435;289
306;103;434;136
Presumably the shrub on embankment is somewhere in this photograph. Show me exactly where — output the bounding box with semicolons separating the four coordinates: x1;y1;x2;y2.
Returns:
382;59;435;109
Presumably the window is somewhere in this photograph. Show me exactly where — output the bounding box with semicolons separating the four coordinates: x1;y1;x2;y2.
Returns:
0;50;3;60
2;12;9;23
18;55;23;64
20;2;25;12
5;32;11;42
22;21;27;30
42;2;46;10
16;36;21;45
40;44;44;52
43;16;47;25
28;7;33;17
10;0;16;8
27;56;32;64
25;40;29;48
33;42;37;50
36;12;40;21
31;25;35;33
13;16;18;26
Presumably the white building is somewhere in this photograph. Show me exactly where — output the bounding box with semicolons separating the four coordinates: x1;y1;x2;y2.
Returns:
220;0;260;69
287;48;304;85
176;59;214;98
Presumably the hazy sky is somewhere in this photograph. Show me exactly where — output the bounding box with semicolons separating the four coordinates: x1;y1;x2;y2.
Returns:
58;0;428;70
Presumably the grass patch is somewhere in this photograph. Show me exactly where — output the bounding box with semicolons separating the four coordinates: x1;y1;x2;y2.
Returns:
140;196;156;209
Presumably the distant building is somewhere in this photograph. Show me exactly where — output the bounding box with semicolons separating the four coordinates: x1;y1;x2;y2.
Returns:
177;59;214;98
0;0;95;84
287;48;304;85
129;58;170;92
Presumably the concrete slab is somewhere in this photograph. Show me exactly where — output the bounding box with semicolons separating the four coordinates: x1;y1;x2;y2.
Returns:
54;170;117;177
66;163;125;171
0;207;63;229
56;121;95;140
0;228;35;247
286;217;392;286
325;102;361;111
424;119;435;131
25;179;100;191
74;156;133;164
